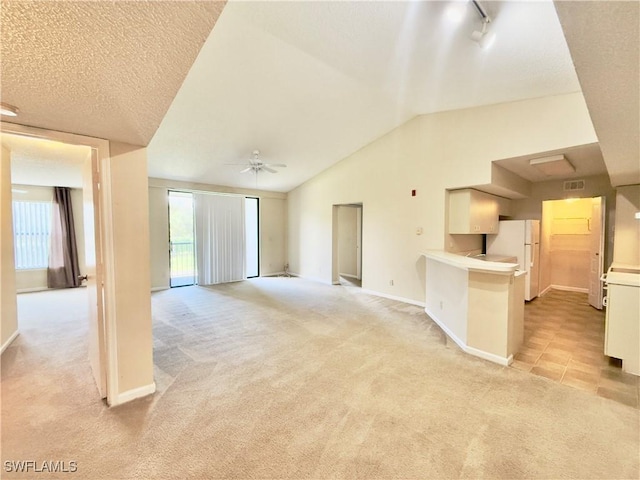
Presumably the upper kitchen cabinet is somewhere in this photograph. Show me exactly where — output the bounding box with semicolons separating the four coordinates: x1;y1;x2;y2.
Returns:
448;189;499;234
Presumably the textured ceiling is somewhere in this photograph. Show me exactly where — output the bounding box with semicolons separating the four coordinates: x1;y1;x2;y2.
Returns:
2;133;89;188
554;1;639;188
148;0;582;192
494;143;607;183
1;0;225;146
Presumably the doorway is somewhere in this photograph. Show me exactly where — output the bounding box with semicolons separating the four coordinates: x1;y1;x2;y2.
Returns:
169;191;196;287
539;196;605;309
2;123;109;403
332;204;363;287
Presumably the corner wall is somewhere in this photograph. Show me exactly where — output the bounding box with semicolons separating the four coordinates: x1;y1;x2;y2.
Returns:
287;93;598;303
0;146;18;351
107;142;154;398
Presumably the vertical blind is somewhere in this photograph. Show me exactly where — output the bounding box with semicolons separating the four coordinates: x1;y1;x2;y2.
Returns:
194;193;245;285
12;201;52;269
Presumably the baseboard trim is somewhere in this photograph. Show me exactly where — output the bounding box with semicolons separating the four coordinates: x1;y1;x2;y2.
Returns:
539;285;553;297
424;306;511;366
111;382;156;406
151;286;169;292
339;273;359;279
0;330;19;354
424;305;467;350
260;271;285;277
550;285;589;294
16;287;49;294
360;289;425;307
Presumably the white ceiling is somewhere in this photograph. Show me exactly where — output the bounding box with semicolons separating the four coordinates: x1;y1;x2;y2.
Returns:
495;143;607;183
148;0;582;192
554;1;640;187
0;0;224;146
2;133;89;188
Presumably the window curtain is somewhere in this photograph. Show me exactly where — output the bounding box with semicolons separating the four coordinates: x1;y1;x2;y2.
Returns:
194;193;245;285
48;187;81;288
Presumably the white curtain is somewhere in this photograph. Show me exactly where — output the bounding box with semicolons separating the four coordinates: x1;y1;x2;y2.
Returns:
194;193;245;285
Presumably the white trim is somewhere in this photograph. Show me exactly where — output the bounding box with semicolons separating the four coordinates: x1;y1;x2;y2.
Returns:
111;382;156;406
424;306;512;366
539;285;553;297
339;273;359;279
466;346;513;366
16;287;48;294
260;271;285;277
151;286;169;292
361;289;426;307
550;285;589;293
424;305;466;349
0;330;19;354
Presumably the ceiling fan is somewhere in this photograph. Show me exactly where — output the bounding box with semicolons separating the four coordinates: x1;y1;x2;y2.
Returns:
226;150;287;174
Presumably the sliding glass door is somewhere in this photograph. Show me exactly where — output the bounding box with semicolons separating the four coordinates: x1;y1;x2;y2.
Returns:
169;191;195;287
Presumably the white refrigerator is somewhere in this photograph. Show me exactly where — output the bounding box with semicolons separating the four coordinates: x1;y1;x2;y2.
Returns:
487;219;540;301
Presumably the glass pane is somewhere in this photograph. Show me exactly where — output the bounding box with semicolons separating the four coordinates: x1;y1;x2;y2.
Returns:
245;197;259;278
169;191;195;287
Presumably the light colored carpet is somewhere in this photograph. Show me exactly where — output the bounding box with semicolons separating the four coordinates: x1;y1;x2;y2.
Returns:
2;278;639;479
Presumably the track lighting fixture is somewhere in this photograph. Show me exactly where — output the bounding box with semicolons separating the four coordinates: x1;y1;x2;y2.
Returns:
470;0;496;48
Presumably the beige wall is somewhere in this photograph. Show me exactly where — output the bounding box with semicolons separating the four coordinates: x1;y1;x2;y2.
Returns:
1;146;18;350
107;142;154;395
613;185;640;265
547;198;593;291
287;93;598;303
12;185;86;292
148;178;287;289
337;206;358;277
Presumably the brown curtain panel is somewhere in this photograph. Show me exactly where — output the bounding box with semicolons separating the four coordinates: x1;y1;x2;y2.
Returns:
48;187;81;289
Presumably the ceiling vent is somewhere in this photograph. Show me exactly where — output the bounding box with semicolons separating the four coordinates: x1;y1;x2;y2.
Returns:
563;179;585;191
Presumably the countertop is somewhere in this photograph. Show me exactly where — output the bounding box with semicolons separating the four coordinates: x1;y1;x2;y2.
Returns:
422;250;519;274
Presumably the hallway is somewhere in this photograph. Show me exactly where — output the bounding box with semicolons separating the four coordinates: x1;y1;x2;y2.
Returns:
512;289;639;408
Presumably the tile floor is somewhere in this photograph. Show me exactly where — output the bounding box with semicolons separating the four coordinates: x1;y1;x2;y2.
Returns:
511;289;639;409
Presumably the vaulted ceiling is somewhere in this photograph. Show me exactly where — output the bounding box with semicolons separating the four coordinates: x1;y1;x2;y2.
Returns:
1;1;637;192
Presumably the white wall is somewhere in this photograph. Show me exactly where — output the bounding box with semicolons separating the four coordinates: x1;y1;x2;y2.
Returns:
12;184;86;292
107;142;154;396
287;93;598;303
148;178;287;289
1;146;18;351
613;185;640;265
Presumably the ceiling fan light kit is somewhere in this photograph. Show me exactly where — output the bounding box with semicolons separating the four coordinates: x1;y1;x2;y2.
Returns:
226;150;287;175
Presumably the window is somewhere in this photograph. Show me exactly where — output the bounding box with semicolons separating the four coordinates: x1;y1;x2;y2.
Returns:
12;201;52;269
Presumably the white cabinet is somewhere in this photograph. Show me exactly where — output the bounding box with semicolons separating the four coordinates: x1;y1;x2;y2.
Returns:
604;267;640;375
448;189;499;234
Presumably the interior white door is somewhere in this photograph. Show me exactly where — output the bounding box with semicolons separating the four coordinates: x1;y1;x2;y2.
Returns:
82;150;107;398
588;197;605;309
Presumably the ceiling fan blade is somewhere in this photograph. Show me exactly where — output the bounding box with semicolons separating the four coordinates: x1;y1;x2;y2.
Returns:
265;163;287;168
262;166;277;173
239;166;253;173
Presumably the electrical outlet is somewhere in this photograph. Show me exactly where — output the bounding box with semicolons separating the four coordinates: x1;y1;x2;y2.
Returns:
439;301;443;309
389;280;394;286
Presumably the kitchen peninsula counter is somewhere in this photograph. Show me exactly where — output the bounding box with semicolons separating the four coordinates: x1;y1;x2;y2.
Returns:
422;250;525;365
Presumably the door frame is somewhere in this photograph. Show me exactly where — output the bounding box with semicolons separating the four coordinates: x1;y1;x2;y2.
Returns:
2;122;116;404
332;203;363;286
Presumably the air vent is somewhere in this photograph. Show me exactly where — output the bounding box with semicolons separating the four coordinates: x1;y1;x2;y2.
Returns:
563;179;585;191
